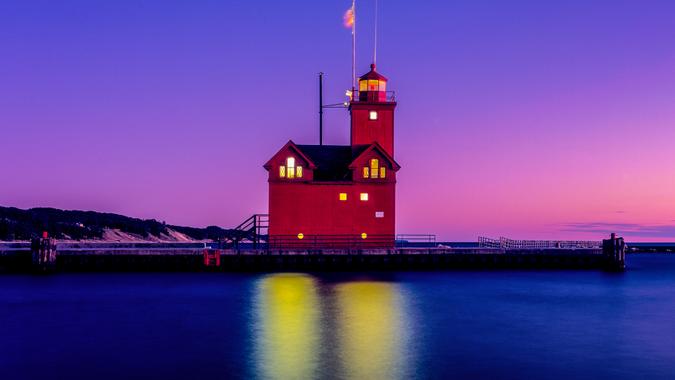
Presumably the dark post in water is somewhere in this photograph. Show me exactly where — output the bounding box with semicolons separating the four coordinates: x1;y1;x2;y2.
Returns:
603;233;626;271
30;231;57;272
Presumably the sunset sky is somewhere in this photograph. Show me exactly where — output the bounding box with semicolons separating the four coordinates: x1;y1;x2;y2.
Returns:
2;0;674;241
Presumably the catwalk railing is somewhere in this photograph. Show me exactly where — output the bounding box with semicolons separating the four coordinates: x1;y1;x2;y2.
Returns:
478;236;602;249
351;90;396;103
268;234;396;250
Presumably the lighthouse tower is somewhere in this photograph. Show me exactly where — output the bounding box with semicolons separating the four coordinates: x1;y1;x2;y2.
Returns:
264;64;400;248
350;63;397;157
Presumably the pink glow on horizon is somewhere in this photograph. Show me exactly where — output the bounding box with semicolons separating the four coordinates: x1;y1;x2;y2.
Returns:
1;1;675;241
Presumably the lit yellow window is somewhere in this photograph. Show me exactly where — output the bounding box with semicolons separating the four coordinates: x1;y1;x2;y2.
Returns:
361;232;368;239
380;167;386;178
279;165;285;178
359;79;368;92
369;111;378;120
368;80;379;91
287;157;295;179
339;193;347;201
363;167;370;178
297;166;303;178
370;159;379;179
360;193;368;201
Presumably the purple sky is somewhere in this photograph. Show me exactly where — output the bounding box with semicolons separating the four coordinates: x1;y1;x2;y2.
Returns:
2;0;675;241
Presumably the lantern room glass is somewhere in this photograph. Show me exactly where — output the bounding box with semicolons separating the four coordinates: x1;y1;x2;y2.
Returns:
359;79;386;92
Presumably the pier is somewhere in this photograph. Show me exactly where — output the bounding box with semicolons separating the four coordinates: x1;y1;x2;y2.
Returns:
0;234;626;273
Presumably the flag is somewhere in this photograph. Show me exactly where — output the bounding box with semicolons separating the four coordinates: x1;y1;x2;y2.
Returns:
343;8;354;28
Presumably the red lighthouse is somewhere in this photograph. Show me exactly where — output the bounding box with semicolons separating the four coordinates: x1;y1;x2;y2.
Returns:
264;64;400;248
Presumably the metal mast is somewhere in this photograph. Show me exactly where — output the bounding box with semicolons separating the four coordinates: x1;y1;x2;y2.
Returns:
319;72;324;145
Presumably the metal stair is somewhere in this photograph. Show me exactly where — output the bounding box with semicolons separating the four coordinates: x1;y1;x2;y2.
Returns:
222;214;268;249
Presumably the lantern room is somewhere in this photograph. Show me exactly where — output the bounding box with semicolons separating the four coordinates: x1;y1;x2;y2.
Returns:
358;63;388;102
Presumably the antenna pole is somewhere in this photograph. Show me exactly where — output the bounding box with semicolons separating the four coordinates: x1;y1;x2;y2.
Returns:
319;72;324;145
373;0;378;65
351;0;356;93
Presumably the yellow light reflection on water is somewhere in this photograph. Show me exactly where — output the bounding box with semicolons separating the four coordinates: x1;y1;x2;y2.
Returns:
253;273;320;380
335;282;408;379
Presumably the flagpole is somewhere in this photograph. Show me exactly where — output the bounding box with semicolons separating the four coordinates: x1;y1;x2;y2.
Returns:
373;0;378;66
351;0;356;94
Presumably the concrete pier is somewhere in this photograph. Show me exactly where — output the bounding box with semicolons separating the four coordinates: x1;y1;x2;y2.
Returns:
0;241;618;273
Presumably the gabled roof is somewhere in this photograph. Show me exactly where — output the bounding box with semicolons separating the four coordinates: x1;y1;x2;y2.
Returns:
263;140;317;170
264;141;399;182
348;142;401;171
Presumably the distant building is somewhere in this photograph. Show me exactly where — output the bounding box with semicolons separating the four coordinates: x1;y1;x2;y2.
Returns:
264;64;400;247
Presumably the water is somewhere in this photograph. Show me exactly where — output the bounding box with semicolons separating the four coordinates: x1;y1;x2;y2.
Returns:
1;254;674;380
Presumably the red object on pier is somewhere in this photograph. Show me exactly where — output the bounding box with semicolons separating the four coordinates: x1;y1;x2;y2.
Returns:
203;249;220;267
264;64;400;248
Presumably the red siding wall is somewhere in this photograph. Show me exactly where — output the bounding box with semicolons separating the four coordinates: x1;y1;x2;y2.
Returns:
268;181;395;241
350;103;396;157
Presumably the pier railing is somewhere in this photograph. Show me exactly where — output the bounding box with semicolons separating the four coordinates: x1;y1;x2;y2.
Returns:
268;234;395;250
478;236;602;249
395;234;437;247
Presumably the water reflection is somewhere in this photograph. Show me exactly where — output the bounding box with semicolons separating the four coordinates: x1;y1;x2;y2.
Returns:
253;274;320;379
334;282;408;379
252;274;410;380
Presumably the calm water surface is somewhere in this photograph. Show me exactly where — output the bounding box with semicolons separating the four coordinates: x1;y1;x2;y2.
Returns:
1;254;674;379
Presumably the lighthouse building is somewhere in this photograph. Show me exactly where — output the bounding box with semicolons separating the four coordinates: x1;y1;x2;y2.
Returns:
264;64;400;247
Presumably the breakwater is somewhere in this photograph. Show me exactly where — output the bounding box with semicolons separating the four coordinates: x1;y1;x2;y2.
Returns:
0;237;626;272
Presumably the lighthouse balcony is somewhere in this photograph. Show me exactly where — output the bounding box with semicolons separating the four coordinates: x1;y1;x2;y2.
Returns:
352;90;396;103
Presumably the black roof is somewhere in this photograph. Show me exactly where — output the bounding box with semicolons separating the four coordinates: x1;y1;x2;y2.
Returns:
296;144;369;181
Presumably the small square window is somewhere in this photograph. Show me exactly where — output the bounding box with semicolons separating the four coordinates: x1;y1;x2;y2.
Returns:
369;111;378;120
375;211;384;218
360;193;369;201
339;193;347;201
